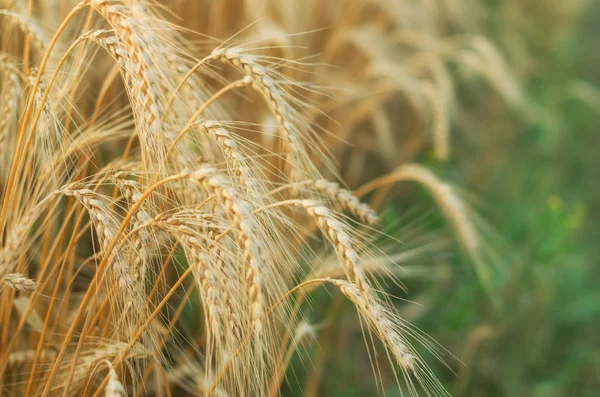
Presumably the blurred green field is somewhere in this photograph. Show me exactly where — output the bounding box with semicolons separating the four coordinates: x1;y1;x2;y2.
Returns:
284;3;599;396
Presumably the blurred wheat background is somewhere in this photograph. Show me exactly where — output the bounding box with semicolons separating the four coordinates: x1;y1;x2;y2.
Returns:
0;0;598;396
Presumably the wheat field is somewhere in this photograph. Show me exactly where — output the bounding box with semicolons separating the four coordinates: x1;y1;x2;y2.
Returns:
0;1;597;396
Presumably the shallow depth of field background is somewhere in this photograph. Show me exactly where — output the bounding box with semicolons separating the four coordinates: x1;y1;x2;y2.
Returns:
273;3;599;396
345;5;598;397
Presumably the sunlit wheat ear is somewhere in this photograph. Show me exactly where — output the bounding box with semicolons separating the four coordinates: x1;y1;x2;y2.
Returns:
0;54;20;175
328;278;448;397
297;200;372;296
210;47;313;182
187;164;266;337
193;120;260;194
55;342;149;395
99;360;127;397
149;213;231;341
4;273;36;292
86;4;167;168
160;210;249;346
310;179;379;225
8;349;57;368
25;72;63;166
357;163;488;286
58;183;148;332
469;37;523;106
399;165;479;254
109;172;152;288
0;9;49;54
0;190;59;294
60;184;136;292
451;38;523;108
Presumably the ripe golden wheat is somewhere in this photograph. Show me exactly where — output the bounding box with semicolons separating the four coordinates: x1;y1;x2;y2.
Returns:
0;0;579;395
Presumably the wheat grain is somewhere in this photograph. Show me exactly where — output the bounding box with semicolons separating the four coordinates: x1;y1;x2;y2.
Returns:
4;273;36;292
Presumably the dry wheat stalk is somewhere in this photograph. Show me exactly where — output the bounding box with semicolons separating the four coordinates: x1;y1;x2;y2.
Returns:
299;200;372;296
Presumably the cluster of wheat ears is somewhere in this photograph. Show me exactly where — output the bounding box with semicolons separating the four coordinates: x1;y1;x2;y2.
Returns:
1;0;575;395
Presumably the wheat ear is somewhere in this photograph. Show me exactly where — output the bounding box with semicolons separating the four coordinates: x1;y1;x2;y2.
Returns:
4;273;36;292
100;360;127;397
328;279;447;396
0;54;21;168
188;165;266;337
311;179;379;225
59;185;138;297
86;3;166;166
8;349;57;367
0;9;49;53
193;120;260;194
210;48;309;182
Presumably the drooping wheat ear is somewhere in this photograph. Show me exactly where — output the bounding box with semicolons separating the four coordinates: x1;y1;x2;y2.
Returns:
210;48;309;182
25;72;61;164
100;360;127;397
0;54;21;167
357;164;487;285
452;37;523;107
8;349;57;367
145;209;242;343
160;216;227;340
398;165;479;256
0;191;59;294
0;9;49;53
171;210;243;342
332;278;416;370
294;199;371;298
210;245;244;343
4;273;36;292
310;179;379;225
109;172;151;288
196;212;245;344
55;342;149;395
328;279;447;396
86;4;166;167
194;120;259;194
188;165;266;337
60;184;137;296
